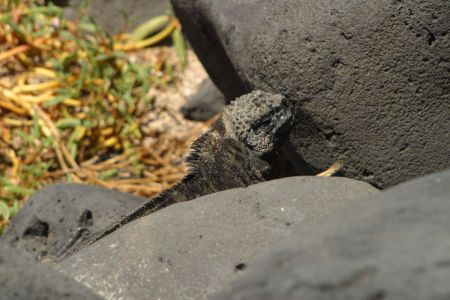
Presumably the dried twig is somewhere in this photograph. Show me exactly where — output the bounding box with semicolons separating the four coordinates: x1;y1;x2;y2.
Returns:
0;0;203;234
316;162;343;177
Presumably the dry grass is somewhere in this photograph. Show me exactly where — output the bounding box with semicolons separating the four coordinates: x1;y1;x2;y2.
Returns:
0;0;210;232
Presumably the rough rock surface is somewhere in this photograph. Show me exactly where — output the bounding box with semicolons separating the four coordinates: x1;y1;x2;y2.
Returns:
1;183;146;261
171;0;450;188
57;177;377;300
212;169;450;300
0;243;102;300
180;78;226;121
52;0;170;34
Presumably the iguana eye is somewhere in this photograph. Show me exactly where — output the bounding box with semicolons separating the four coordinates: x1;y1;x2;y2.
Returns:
251;115;274;135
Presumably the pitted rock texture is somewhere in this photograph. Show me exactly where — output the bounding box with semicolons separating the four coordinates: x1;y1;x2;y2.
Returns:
171;0;450;188
0;243;102;300
212;169;450;300
56;177;377;300
1;183;146;261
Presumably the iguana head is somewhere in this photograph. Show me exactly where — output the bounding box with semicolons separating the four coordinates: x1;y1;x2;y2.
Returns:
223;90;294;157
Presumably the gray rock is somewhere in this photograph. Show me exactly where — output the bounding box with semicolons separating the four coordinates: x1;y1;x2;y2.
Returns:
52;0;170;34
171;0;450;188
1;183;146;261
0;243;103;300
57;177;377;300
212;168;450;300
180;78;226;121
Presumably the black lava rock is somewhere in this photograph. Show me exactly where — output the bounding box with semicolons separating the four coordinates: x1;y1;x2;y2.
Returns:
172;0;450;188
57;177;377;300
1;183;146;261
0;243;102;300
212;168;450;300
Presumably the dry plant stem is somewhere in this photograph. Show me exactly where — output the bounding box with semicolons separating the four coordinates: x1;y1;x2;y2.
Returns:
80;155;100;167
1;89;60;149
13;80;59;93
0;0;209;233
84;152;131;171
163;173;184;181
109;184;162;194
14;90;55;104
89;177;111;188
54;144;70;176
3;118;34;126
32;105;82;182
45;167;79;177
33;106;79;168
0;100;27;114
0;44;30;61
7;149;19;179
316;162;343;177
0;37;47;61
107;178;163;185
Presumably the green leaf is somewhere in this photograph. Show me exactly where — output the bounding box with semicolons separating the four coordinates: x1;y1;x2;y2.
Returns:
81;0;90;10
6;19;26;41
61;52;77;69
70;126;87;142
66;174;73;183
28;5;63;17
32;112;40;139
74;62;89;97
0;201;10;221
98;169;118;180
77;18;98;34
129;15;170;42
44;95;66;106
4;185;35;196
172;28;187;67
95;53;115;62
9;200;20;218
56;118;82;129
69;142;78;160
60;29;74;41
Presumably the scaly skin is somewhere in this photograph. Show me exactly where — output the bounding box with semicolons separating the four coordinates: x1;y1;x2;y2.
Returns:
53;90;294;261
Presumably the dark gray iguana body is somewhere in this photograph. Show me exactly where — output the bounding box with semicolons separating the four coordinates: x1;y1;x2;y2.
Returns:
54;90;294;261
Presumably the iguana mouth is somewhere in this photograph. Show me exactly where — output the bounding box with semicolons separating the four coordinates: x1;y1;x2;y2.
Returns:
251;104;294;137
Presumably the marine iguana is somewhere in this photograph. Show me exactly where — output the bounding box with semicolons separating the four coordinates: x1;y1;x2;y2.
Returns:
54;90;294;261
